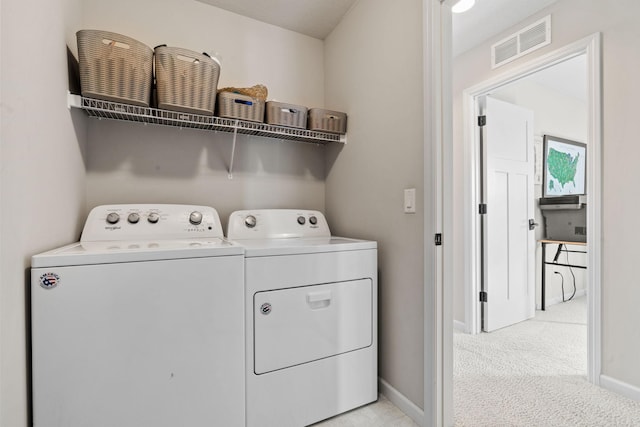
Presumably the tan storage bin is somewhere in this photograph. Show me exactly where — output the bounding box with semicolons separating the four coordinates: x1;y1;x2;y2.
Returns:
217;92;265;122
77;30;153;106
154;46;221;115
265;101;308;129
308;108;347;134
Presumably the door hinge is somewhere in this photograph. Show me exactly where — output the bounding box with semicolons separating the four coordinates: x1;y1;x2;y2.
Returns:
479;291;488;302
434;233;442;246
478;115;486;127
479;204;487;215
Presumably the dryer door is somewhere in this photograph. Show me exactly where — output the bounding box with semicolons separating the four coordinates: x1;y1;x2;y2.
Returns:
253;279;373;374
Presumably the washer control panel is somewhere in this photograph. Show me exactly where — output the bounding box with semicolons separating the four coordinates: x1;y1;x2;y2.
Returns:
81;204;224;242
227;209;331;239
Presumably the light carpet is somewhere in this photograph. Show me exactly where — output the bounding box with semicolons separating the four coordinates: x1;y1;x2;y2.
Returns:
454;296;640;426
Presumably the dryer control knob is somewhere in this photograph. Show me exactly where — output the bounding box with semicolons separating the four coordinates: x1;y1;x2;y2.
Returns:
309;216;318;225
297;216;306;225
245;215;257;228
127;213;140;224
106;212;120;224
147;212;160;224
189;211;203;225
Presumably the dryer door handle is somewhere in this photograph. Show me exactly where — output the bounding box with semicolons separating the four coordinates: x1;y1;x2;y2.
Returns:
307;290;332;309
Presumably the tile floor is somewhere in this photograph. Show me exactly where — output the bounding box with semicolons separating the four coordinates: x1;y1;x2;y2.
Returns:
311;394;419;427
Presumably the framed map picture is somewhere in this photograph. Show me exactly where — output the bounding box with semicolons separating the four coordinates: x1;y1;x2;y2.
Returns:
542;135;586;197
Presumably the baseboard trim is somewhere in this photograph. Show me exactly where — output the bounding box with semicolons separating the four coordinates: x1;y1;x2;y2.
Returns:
454;319;466;332
536;289;587;310
378;377;424;426
600;375;640;402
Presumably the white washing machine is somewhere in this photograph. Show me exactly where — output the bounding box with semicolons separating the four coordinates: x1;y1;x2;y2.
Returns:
227;209;378;427
31;204;245;427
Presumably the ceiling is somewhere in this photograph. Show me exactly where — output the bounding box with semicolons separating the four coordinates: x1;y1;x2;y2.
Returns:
524;54;587;101
194;0;358;40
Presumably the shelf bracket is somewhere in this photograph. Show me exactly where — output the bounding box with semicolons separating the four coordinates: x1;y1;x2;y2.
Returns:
67;92;82;110
228;121;239;179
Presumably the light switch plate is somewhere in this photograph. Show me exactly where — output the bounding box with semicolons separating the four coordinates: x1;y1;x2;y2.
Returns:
404;188;416;214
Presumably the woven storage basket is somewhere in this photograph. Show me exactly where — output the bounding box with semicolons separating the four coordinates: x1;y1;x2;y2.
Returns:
265;101;308;129
76;30;153;106
308;108;347;134
217;92;265;122
154;46;221;115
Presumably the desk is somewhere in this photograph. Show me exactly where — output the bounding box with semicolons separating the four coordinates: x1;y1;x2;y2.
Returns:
539;239;587;310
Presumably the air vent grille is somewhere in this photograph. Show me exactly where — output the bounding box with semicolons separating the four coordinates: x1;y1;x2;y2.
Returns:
492;15;551;69
494;37;518;65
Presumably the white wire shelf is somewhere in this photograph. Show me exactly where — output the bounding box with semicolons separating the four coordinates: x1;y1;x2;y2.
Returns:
67;94;346;145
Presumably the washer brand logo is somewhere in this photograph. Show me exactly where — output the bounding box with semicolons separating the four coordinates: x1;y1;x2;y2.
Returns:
39;273;60;290
105;226;121;231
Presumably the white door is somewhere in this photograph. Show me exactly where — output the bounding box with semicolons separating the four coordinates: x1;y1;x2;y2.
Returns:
482;96;535;332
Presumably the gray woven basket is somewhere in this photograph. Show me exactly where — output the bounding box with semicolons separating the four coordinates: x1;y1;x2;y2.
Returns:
154;46;221;115
265;101;308;129
217;92;265;122
77;30;153;106
308;108;347;134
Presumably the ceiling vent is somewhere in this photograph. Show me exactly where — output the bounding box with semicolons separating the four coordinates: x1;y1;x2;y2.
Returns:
492;15;551;69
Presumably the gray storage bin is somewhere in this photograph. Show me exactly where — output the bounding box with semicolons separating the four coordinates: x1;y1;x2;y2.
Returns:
154;46;221;115
217;92;265;122
265;101;308;129
308;108;347;134
77;30;153;106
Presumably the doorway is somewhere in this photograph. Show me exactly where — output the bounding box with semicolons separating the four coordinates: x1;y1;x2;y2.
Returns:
453;34;603;423
459;36;602;385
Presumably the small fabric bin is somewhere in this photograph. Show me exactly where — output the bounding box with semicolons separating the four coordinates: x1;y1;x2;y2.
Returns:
217;92;265;122
308;108;347;134
265;101;308;129
154;46;221;115
76;30;153;106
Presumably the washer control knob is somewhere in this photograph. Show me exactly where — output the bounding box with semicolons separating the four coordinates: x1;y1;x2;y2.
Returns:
297;216;306;225
245;215;257;228
147;212;160;224
189;211;203;225
309;216;318;225
127;213;140;224
106;212;120;224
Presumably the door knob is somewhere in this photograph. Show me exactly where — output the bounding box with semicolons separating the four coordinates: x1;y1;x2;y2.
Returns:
529;219;539;230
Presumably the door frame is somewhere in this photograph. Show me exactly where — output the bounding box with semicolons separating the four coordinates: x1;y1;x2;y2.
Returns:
424;1;453;426
461;34;602;384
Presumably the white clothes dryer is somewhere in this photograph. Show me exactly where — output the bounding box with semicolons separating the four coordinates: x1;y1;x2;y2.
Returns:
227;209;378;427
31;204;245;427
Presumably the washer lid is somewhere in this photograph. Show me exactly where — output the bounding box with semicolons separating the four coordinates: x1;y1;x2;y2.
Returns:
232;236;376;257
31;238;243;268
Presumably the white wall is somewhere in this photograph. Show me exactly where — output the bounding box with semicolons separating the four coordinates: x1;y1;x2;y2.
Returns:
82;0;325;108
85;121;327;227
324;0;425;409
82;0;327;224
453;0;640;393
0;0;87;425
